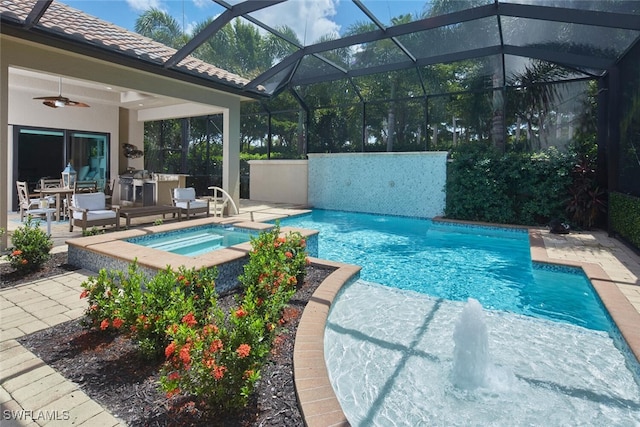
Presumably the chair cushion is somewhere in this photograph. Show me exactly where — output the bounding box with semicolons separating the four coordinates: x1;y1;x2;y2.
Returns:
174;188;196;201
175;200;208;209
73;192;106;210
78;165;90;181
72;209;116;221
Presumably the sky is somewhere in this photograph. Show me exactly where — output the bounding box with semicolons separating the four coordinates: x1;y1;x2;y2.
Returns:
62;0;428;46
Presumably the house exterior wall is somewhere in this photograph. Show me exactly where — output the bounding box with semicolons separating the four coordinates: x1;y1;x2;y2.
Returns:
248;160;308;205
307;152;448;218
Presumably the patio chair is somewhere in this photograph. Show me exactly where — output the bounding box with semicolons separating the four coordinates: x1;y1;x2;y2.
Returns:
170;187;210;219
38;177;61;212
16;180;40;221
69;192;120;232
39;177;62;189
74;180;98;193
103;178;115;208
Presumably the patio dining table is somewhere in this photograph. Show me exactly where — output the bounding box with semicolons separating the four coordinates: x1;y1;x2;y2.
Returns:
35;187;74;222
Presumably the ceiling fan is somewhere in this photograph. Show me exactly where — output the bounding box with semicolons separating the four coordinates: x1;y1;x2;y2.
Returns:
33;77;90;108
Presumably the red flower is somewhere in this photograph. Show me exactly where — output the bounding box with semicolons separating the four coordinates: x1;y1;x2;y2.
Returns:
165;342;176;358
179;345;191;365
236;343;251;359
79;289;89;299
89;304;98;311
100;319;109;330
285;251;293;258
234;308;247;318
168;372;180;381
11;249;22;256
212;365;226;380
209;339;223;353
112;318;124;329
181;312;197;327
243;369;254;380
21;259;28;265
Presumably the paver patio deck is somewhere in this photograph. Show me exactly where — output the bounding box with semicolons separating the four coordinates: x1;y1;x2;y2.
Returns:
1;203;639;426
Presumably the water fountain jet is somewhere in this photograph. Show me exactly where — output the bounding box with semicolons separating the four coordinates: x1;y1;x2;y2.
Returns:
452;298;489;389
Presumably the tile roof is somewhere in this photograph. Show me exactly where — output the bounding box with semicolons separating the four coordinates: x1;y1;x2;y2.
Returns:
0;0;256;90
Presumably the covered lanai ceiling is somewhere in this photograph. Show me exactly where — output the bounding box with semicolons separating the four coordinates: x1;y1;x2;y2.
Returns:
2;0;640;100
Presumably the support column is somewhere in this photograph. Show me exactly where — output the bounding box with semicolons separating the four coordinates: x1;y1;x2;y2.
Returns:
222;99;241;210
1;60;8;250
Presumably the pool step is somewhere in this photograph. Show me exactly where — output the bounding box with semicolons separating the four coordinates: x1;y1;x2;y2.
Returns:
146;233;224;252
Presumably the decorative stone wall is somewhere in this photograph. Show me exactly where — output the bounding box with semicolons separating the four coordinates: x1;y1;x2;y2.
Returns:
308;152;448;218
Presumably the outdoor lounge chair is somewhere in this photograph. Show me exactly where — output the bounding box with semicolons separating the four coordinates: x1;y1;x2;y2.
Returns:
170;187;210;219
69;192;120;232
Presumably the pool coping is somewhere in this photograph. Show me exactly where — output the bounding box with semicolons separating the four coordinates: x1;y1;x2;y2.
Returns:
294;218;640;427
65;217;319;288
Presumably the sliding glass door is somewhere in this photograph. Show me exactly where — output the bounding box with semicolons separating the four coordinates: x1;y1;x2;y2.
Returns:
12;126;110;210
69;132;109;190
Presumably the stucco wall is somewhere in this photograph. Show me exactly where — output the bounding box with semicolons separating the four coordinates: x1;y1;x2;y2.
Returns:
248;160;308;205
308;152;447;218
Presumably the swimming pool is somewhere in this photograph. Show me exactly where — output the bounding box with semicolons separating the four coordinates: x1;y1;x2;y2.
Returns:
277;210;640;426
277;210;608;331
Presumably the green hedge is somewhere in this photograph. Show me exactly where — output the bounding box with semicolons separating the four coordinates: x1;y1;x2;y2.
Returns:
445;143;574;226
609;192;640;250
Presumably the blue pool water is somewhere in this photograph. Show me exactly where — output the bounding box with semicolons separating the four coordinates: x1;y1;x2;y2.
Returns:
127;225;251;256
278;210;640;426
277;210;609;331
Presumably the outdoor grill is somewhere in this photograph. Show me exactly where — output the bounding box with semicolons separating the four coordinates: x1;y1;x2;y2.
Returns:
119;170;155;206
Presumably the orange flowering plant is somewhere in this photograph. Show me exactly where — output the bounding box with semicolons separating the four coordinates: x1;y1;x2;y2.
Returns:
160;299;266;410
160;225;309;409
5;215;52;272
239;223;309;314
80;260;218;358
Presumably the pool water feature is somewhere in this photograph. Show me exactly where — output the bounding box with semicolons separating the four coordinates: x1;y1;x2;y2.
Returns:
326;281;640;426
277;210;640;425
127;226;252;256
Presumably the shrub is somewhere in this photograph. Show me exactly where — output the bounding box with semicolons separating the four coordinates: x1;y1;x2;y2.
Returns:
446;142;574;225
160;301;266;410
160;224;309;409
80;261;218;358
80;224;309;410
609;192;640;250
240;223;308;294
5;215;53;272
82;226;105;236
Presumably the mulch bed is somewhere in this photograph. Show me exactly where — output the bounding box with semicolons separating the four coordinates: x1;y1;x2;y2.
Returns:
0;252;79;289
3;252;335;426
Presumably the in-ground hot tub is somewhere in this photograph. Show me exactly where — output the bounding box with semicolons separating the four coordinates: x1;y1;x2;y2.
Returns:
66;216;319;293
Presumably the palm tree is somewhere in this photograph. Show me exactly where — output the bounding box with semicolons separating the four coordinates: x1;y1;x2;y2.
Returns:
508;61;568;151
135;8;186;49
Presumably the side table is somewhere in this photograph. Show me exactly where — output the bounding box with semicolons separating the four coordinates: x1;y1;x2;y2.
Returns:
27;208;56;235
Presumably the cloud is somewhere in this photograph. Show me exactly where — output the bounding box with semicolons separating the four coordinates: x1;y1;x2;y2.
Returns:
126;0;163;12
192;0;210;9
251;0;340;45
